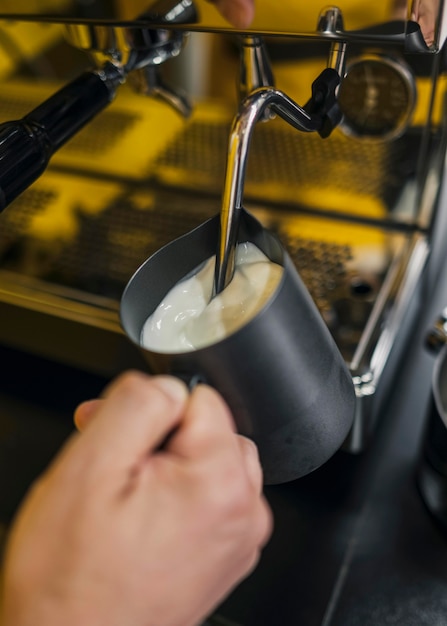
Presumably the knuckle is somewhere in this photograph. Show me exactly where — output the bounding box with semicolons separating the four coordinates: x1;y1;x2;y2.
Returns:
213;466;257;519
111;371;173;412
112;370;149;395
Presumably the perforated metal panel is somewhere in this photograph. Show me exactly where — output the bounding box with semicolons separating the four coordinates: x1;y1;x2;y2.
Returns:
0;180;407;365
154;118;420;212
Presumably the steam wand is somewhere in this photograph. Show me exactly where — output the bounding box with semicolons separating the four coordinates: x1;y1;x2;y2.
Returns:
213;68;341;297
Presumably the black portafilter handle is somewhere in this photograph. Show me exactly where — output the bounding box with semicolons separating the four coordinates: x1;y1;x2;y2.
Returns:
0;63;122;212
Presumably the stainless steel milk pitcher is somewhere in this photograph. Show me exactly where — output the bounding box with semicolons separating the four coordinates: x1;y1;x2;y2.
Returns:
120;209;356;484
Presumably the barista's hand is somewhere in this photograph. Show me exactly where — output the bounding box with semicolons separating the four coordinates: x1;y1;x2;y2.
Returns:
208;0;255;28
393;0;439;46
0;371;272;626
411;0;439;46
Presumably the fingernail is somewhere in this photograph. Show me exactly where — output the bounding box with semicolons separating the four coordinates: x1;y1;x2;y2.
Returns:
153;376;189;403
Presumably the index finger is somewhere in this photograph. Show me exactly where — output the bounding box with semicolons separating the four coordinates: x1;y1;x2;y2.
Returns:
166;383;238;461
76;371;189;471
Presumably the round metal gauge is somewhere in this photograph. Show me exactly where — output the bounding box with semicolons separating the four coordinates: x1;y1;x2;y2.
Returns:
337;54;416;141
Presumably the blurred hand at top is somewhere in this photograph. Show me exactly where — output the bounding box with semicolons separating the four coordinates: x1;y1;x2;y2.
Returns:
208;0;255;28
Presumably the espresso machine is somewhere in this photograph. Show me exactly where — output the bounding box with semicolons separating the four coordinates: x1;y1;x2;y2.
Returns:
0;0;446;459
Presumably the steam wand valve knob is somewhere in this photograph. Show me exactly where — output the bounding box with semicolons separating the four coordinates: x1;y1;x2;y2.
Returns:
303;68;342;138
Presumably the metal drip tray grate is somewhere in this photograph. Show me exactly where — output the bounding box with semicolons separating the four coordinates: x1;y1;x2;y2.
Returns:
0;182;408;364
48;191;220;297
0;85;422;214
154;118;420;211
0;188;55;257
0;87;434;452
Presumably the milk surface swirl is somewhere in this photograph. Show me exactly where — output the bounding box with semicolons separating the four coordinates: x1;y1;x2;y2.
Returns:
141;242;283;353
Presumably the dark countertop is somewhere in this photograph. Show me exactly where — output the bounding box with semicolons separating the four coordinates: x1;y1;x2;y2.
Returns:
1;268;447;626
217;267;447;625
223;351;447;626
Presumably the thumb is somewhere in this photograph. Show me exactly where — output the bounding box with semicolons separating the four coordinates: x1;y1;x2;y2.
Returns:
74;399;102;432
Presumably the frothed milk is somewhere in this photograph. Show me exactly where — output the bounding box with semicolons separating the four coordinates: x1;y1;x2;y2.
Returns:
141;242;283;353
